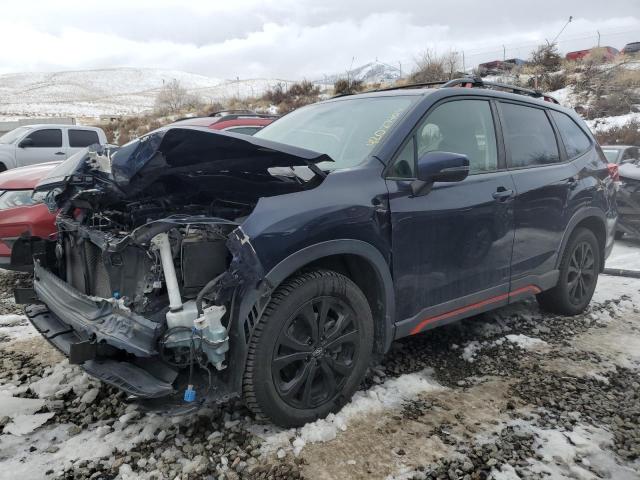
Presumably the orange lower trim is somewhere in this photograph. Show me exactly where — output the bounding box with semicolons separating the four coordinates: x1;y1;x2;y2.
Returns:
410;285;541;335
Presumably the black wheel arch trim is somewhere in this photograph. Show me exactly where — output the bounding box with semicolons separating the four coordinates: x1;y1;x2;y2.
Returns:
263;239;396;353
556;208;607;272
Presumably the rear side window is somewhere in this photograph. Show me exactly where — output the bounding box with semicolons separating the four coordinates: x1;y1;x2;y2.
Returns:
415;99;498;174
501;103;559;168
24;129;62;148
225;126;262;135
69;129;99;147
550;111;591;159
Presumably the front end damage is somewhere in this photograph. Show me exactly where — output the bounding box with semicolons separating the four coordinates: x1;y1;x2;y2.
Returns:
16;126;329;405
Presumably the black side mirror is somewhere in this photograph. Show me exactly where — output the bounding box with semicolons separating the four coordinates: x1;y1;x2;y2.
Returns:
411;151;470;196
19;138;33;148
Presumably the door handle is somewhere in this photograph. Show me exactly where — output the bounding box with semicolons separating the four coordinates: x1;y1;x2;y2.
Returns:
492;188;515;201
566;177;578;189
54;152;65;155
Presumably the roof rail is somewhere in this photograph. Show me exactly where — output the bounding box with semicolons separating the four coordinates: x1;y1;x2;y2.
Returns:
442;77;559;104
359;76;559;104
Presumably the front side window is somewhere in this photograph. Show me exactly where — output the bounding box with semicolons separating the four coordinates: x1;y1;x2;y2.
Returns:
69;129;99;147
501;103;559;168
24;129;62;148
415;99;498;174
254;96;416;170
550;111;591;159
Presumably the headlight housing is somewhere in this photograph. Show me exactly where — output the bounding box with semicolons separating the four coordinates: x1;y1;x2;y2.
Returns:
0;189;43;210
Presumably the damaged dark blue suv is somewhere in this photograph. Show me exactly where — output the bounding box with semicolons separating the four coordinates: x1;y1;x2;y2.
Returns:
16;78;617;427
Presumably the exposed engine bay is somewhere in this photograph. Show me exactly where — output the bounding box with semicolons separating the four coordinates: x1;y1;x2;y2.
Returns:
18;126;331;402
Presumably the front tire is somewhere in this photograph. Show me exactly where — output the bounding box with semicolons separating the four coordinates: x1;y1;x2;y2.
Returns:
243;269;374;427
537;227;600;315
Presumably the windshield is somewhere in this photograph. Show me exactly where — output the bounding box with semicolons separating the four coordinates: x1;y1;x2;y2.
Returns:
0;127;31;145
602;149;621;163
254;96;416;170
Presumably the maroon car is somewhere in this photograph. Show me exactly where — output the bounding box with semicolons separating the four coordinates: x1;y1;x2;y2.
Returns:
170;110;278;135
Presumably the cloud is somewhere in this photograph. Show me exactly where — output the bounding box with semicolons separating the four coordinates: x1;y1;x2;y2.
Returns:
0;0;637;78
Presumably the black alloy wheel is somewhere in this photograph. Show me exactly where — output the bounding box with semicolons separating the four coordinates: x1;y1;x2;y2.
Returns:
272;296;360;409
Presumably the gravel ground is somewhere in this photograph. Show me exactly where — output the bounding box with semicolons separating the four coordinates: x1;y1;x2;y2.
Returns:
0;267;639;480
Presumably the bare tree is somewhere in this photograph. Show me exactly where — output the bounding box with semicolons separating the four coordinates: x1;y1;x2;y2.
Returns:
409;50;461;83
155;79;201;114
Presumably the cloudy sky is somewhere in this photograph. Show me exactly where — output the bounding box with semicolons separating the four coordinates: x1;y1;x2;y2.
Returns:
0;0;638;80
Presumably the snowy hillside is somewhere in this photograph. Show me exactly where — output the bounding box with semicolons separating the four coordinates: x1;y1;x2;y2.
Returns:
319;61;402;85
0;68;291;119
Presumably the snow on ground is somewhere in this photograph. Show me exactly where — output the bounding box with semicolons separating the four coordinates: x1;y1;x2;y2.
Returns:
607;238;640;272
252;368;444;457
587;111;640;132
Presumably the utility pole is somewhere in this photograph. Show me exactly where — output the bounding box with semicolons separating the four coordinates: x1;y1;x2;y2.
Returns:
502;45;506;61
462;51;466;73
552;16;573;45
597;30;601;47
399;61;402;78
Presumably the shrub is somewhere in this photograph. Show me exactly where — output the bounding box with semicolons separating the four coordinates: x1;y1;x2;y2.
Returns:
263;80;321;114
333;78;364;95
595;120;640;145
529;43;562;71
154;79;203;114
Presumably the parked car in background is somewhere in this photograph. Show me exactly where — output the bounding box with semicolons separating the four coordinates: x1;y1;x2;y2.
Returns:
0;161;59;270
621;42;640;56
565;47;619;62
616;161;640;240
478;58;526;75
169;110;279;135
602;145;640;164
16;77;617;427
0;125;106;171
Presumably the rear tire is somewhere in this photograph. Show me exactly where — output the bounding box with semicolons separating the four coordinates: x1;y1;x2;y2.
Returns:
615;230;624;240
243;269;374;427
537;227;600;315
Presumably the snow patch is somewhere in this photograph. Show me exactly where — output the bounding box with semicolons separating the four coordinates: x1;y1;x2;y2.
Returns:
253;369;444;456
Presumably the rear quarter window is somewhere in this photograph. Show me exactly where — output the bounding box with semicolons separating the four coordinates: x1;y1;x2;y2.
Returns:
69;129;100;148
550;111;591;159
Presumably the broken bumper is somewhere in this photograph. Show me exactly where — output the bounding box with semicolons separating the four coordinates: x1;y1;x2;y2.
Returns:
25;303;176;398
32;262;159;357
25;262;177;399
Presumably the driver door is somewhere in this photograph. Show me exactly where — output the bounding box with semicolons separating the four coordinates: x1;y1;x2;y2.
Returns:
386;98;516;336
15;128;66;167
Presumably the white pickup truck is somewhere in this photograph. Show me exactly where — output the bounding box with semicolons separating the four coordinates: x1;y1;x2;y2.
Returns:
0;124;108;171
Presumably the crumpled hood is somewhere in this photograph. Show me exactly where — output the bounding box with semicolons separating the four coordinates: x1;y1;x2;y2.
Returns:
36;126;332;195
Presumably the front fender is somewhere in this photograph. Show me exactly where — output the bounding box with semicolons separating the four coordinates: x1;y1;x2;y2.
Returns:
0;151;16;170
264;239;396;351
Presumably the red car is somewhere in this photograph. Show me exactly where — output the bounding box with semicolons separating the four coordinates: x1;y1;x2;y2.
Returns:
169;110;278;135
0;162;59;270
565;46;619;62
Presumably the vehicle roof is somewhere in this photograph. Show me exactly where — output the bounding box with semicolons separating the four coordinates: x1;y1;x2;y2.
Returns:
0;161;61;190
12;124;101;130
602;145;636;149
325;85;564;110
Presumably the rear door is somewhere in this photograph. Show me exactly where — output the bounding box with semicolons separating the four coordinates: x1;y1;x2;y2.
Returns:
67;128;101;155
387;98;517;336
15;128;66;167
498;101;579;291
